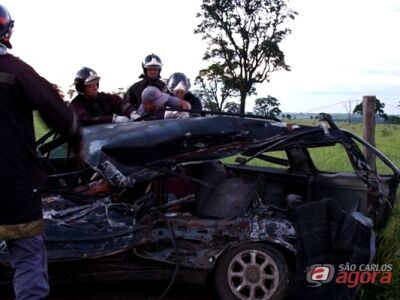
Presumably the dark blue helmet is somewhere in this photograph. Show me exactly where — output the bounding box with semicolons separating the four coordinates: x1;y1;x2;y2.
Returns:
74;67;101;94
0;5;14;49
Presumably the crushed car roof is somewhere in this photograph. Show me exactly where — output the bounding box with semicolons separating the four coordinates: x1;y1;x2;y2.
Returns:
82;116;357;187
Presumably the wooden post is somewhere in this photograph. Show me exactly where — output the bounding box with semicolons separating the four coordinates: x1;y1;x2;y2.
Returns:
362;96;376;172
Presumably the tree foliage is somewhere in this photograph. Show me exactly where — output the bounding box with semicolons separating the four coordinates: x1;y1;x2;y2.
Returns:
224;101;240;113
386;115;400;124
194;0;297;114
194;63;239;111
67;88;76;100
353;99;388;120
253;96;281;117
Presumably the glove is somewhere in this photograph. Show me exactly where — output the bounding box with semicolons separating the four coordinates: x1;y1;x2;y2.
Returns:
164;111;190;119
130;111;141;121
113;115;130;123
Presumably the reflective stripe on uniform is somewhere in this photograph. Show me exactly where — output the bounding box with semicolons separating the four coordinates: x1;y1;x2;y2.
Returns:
0;219;44;240
0;71;15;85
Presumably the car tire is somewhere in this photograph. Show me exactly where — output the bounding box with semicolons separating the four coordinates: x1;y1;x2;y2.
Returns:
214;243;289;300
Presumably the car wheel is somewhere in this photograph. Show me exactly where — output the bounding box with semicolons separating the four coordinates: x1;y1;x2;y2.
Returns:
214;243;289;300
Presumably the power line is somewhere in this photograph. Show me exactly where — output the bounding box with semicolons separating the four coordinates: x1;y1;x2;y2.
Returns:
384;102;400;111
303;100;360;113
302;99;400;114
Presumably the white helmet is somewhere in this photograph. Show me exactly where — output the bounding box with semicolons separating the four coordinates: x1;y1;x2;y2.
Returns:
142;53;163;71
166;72;190;93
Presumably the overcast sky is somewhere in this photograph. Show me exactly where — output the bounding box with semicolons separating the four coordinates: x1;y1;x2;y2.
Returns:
3;0;400;114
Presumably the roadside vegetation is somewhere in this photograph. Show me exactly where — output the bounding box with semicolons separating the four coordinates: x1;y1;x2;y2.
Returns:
331;122;399;300
294;120;399;173
358;194;400;300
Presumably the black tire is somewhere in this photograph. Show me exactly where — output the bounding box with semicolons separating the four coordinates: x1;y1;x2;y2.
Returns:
214;243;289;300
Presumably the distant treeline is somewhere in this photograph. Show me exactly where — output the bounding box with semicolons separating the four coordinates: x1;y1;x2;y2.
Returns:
279;113;400;124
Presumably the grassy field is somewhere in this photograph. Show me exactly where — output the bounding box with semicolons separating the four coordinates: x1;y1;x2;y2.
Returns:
34;112;49;138
35;116;399;299
294;120;400;170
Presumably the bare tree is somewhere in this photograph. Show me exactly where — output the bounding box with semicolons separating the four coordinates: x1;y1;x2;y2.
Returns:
343;100;358;123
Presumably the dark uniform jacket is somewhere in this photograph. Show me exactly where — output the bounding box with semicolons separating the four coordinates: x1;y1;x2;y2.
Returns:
138;92;203;121
0;53;80;240
183;92;202;117
163;92;203;117
70;92;134;126
124;75;165;110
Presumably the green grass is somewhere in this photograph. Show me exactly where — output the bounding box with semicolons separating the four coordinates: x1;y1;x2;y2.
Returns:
357;194;400;300
294;120;400;170
227;122;399;174
34;112;49;138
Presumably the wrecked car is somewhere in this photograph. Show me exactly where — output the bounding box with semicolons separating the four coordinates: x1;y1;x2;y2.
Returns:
0;113;399;300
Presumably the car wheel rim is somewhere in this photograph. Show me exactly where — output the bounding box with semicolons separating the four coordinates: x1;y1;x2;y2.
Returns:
227;249;279;300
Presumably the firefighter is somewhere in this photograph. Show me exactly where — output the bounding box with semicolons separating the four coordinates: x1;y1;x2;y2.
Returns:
70;67;138;125
0;5;82;299
124;53;166;110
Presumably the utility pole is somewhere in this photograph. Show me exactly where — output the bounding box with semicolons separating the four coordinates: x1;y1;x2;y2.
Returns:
362;96;376;172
